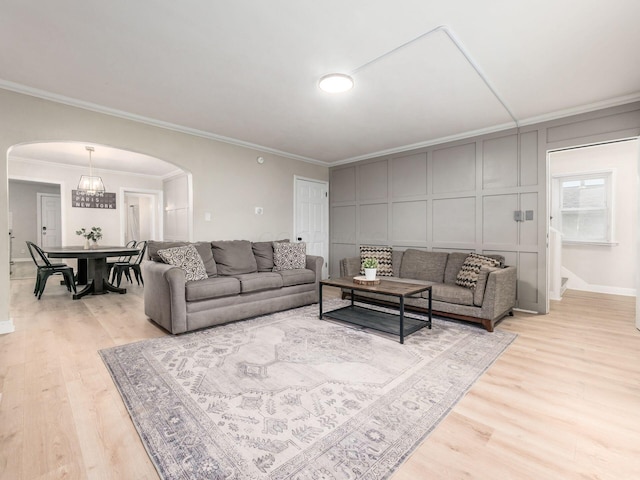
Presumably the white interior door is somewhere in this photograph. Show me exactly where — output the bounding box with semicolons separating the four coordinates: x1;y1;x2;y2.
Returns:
294;177;329;278
37;193;61;247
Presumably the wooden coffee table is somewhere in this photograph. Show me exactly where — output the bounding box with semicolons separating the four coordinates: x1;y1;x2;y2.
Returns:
319;277;432;344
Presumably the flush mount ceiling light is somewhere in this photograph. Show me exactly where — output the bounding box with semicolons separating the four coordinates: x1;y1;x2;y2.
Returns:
318;73;354;93
77;146;106;195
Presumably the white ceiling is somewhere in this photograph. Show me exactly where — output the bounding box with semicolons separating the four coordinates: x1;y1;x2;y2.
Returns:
1;0;639;166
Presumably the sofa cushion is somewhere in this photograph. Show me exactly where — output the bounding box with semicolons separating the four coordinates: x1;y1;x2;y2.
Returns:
211;240;258;276
456;253;501;289
399;249;449;282
148;240;217;277
392;250;404;277
273;242;306;271
185;276;241;302
157;245;208;282
430;283;475;306
359;245;393;276
474;266;500;306
252;239;289;272
443;252;470;285
233;272;283;293
278;268;316;287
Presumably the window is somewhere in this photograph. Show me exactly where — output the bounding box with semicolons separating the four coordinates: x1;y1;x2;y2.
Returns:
557;171;614;244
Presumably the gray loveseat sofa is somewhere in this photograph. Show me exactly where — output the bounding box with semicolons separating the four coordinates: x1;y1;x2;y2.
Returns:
339;249;516;332
143;240;323;334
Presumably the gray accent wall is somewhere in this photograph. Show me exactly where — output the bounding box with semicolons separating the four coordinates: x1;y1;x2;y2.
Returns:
330;102;640;314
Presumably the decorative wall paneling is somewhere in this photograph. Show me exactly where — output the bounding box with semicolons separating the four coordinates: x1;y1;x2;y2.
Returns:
330;102;640;315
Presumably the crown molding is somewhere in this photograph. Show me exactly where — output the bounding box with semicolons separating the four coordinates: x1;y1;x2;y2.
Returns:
330;93;640;166
0;80;327;166
2;79;638;169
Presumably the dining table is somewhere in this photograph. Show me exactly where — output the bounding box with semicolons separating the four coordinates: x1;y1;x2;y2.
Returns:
44;245;140;300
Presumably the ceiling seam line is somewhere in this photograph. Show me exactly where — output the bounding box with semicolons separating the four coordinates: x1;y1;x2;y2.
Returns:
349;24;519;128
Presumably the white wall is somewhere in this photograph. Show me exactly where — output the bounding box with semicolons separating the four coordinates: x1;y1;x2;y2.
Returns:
9;156;163;247
549;139;639;294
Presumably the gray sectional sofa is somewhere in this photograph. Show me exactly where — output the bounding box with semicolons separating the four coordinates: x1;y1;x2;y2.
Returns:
339;249;517;332
143;240;322;334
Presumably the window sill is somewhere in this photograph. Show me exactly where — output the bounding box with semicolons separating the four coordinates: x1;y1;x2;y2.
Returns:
562;240;619;247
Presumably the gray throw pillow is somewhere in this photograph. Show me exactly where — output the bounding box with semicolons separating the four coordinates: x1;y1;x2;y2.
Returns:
157;245;208;282
273;242;306;271
211;240;258;276
252;239;289;272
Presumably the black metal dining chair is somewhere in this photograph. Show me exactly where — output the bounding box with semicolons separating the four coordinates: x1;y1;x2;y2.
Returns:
26;241;77;299
107;240;137;282
111;240;147;287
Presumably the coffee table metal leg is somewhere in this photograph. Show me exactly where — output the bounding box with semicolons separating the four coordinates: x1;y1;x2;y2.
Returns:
399;296;405;344
428;287;433;329
319;283;323;319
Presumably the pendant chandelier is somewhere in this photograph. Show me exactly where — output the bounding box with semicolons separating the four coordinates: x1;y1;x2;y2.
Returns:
77;146;105;195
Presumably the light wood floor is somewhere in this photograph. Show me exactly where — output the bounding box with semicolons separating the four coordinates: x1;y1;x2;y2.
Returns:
1;278;638;479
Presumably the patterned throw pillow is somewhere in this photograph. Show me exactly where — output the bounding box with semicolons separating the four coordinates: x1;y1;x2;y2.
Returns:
273;242;306;271
455;253;501;289
157;245;208;281
359;245;393;276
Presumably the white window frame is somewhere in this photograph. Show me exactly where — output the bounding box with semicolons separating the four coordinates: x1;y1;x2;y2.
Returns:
552;170;616;245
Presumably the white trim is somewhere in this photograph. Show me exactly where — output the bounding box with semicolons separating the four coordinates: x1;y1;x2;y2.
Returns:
0;81;325;166
2;81;639;168
567;285;636;297
118;188;164;244
0;320;15;335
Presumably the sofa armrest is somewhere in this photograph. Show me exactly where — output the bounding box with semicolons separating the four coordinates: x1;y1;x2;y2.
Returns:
339;256;361;277
305;255;323;301
142;260;188;334
479;266;517;321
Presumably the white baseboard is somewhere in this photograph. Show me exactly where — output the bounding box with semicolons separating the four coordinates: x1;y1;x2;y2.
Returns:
0;319;15;335
568;285;636;297
561;266;636;297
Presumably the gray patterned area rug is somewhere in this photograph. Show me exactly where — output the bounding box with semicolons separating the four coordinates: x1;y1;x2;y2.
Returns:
100;300;516;480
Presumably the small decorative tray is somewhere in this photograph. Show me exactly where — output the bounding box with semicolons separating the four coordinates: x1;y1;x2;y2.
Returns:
353;276;381;285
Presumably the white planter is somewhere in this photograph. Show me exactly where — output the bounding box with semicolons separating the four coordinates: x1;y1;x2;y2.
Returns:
364;268;377;280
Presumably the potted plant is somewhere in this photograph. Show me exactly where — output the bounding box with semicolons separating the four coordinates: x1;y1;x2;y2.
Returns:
362;257;378;280
76;226;103;249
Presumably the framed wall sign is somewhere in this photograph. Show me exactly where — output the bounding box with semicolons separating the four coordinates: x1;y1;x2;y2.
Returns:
72;190;117;209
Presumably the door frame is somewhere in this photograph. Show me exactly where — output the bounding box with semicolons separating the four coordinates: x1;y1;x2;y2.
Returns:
118;187;164;244
545;137;640;328
293;176;329;278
